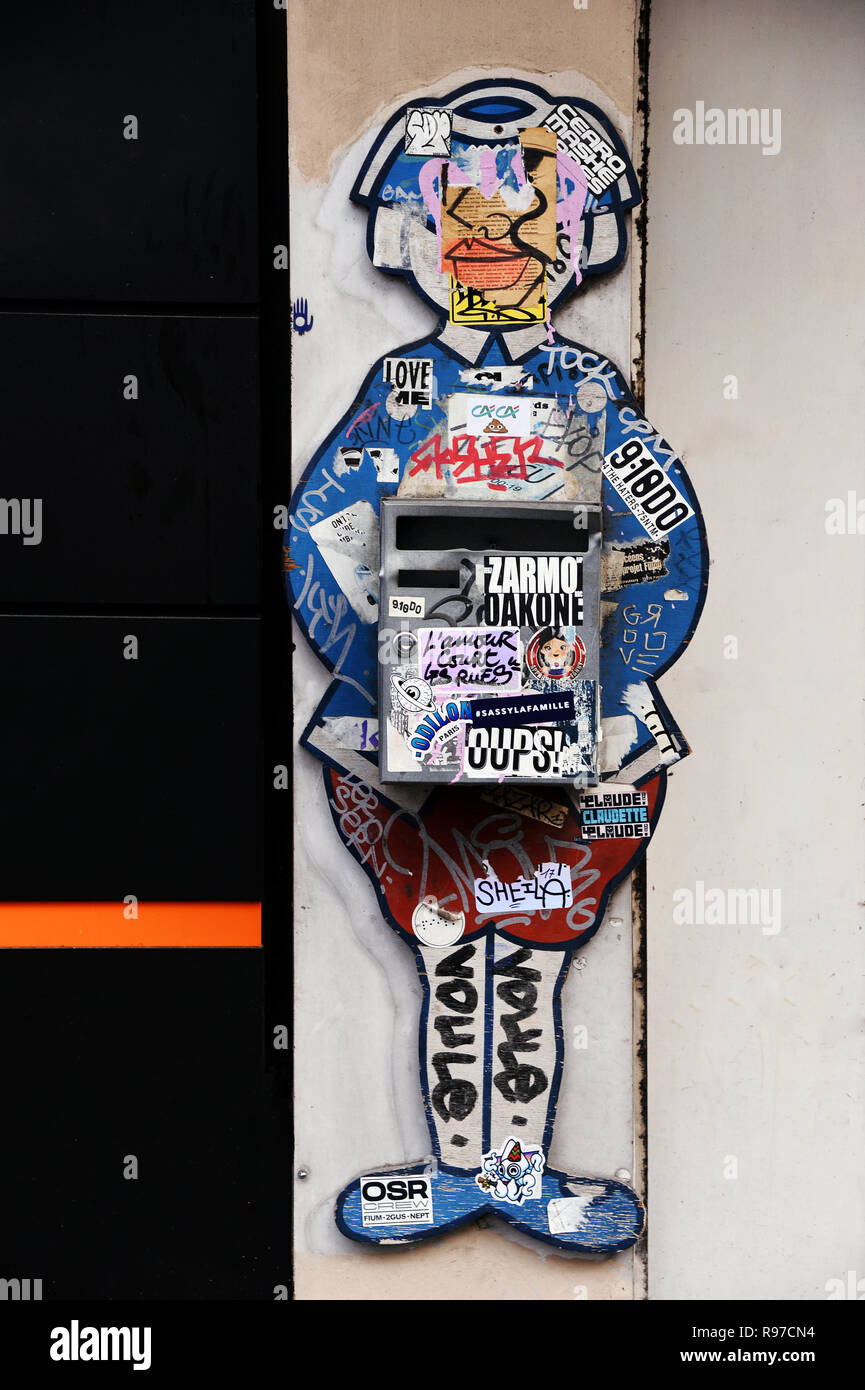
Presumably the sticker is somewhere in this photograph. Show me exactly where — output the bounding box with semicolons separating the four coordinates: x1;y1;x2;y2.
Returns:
291;296;314;335
451;393;550;439
333;445;364;475
388;594;425;618
470;691;575;727
578;787;650;839
603;439;694;540
418;627;521;692
405;697;471;759
321;716;379;753
366;447;399;483
360;1174;434;1227
389;672;436;730
308;502;379;623
474;863;573;914
543;103;627;196
476;1138;545;1205
525;629;586;682
458;365;533;390
385;389;417;422
463;724;566;779
382;357;433;409
411;897;464;947
480;554;584;628
575;380;608;413
599;714;639;773
601;538;670;592
621;682;681;763
547;1189;608;1235
449;278;547;326
404;107;451;157
479;785;569;829
386;671;470;772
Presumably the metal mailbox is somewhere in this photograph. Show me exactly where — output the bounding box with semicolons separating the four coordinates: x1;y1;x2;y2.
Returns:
378;497;601;786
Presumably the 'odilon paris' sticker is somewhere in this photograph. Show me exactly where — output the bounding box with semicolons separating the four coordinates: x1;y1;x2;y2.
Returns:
360;1174;434;1227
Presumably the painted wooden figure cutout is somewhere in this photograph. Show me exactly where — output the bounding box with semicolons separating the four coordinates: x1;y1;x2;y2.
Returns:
287;80;708;1252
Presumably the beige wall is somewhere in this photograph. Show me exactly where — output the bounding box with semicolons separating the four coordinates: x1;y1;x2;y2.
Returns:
644;0;865;1299
288;0;637;181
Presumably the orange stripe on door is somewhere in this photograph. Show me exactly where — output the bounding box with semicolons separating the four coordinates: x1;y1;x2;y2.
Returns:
0;902;261;948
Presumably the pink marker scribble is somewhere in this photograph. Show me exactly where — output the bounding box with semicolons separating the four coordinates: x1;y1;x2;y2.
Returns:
346;401;378;437
510;146;527;189
419;157;474;268
479;146;500;199
418;157;445;262
555;151;589;284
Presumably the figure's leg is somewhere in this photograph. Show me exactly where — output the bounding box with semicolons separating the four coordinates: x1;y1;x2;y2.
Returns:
484;937;644;1252
336;933;491;1244
337;930;644;1252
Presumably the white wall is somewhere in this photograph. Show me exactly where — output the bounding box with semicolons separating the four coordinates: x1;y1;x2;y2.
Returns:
644;0;865;1300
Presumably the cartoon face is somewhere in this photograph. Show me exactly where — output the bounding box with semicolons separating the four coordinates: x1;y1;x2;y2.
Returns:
391;673;435;712
476;1137;545;1205
526;629;586;683
351;81;641;323
540;637;571;674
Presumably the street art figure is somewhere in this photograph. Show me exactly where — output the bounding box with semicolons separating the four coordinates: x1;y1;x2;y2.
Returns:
286;79;708;1251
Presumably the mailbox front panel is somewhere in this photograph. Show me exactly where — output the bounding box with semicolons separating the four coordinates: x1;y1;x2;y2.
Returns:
379;499;601;785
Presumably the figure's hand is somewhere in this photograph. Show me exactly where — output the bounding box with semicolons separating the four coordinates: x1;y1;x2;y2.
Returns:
325;767;664;948
291;297;314;335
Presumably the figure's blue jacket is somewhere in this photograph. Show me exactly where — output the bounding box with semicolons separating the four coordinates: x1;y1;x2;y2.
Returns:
285;325;708;782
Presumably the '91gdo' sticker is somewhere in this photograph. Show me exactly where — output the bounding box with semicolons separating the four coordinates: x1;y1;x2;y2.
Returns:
602;438;694;540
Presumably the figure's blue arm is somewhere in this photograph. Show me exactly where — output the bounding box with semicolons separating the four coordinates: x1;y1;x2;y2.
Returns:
598;357;708;708
285;344;443;709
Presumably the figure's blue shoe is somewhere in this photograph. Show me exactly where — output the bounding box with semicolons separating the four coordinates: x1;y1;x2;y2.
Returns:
491;1167;644;1252
336;1161;644;1253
